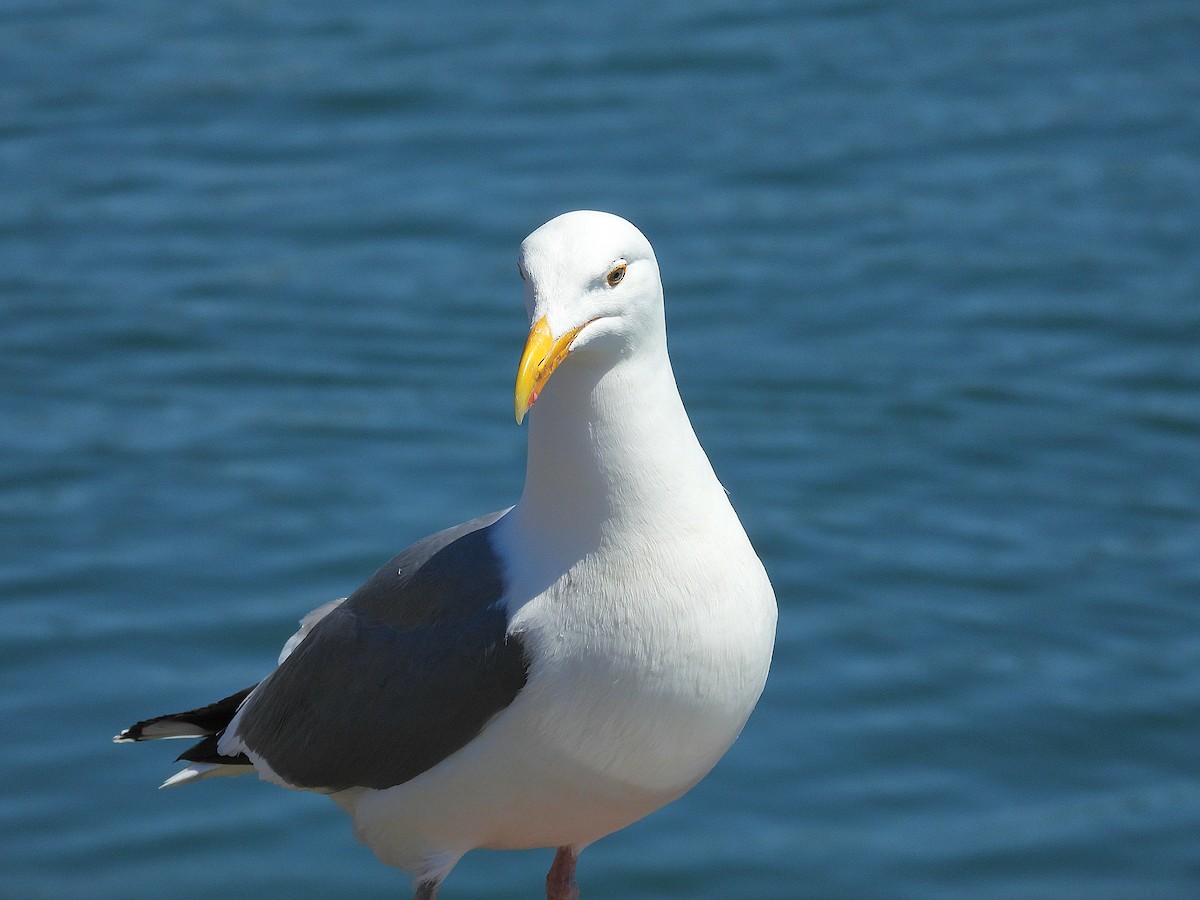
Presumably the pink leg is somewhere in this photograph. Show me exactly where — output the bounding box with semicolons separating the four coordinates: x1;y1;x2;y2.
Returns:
546;846;580;900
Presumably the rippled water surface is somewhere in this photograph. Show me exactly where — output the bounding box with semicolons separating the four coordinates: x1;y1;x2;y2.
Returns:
3;1;1199;897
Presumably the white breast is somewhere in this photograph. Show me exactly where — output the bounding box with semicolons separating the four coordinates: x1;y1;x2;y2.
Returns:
505;524;776;795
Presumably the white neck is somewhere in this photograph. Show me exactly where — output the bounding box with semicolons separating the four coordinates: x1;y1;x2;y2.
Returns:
508;340;731;569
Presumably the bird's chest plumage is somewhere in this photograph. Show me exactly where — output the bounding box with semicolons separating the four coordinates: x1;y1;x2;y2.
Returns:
507;537;775;795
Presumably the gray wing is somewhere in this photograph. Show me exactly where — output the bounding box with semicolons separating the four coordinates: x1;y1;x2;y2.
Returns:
230;510;529;791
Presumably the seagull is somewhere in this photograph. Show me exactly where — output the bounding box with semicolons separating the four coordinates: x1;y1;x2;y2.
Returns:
116;210;777;899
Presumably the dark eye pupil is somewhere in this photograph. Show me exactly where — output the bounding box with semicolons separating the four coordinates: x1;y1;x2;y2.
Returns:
607;265;625;286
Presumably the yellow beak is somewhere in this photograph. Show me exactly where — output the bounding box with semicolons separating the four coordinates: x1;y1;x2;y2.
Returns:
514;316;587;424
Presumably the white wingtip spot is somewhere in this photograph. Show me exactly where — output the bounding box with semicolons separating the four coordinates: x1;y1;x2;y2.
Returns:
159;763;250;789
160;765;210;789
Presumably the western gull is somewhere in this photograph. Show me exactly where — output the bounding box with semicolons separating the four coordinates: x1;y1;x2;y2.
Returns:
116;210;777;899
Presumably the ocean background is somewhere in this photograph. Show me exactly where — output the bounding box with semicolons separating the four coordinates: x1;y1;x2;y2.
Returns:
3;0;1198;897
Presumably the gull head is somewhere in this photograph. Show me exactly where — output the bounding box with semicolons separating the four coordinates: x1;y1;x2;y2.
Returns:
514;211;664;423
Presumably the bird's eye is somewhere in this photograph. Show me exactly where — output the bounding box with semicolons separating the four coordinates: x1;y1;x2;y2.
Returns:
606;263;627;287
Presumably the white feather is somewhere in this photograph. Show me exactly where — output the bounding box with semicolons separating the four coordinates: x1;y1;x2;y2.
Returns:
159;763;248;788
278;597;345;665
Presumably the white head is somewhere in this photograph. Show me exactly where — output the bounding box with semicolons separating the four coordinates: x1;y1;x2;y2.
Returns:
514;211;666;423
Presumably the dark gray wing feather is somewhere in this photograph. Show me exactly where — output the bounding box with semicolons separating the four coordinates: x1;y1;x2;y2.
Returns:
233;510;529;791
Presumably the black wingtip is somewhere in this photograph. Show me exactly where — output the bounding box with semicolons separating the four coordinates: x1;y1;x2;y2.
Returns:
174;733;252;767
114;721;156;742
115;684;259;745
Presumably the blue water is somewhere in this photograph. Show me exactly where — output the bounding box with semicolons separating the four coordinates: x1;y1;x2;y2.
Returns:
3;1;1199;896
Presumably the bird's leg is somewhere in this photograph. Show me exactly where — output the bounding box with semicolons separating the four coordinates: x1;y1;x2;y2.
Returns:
413;878;440;900
546;846;580;900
